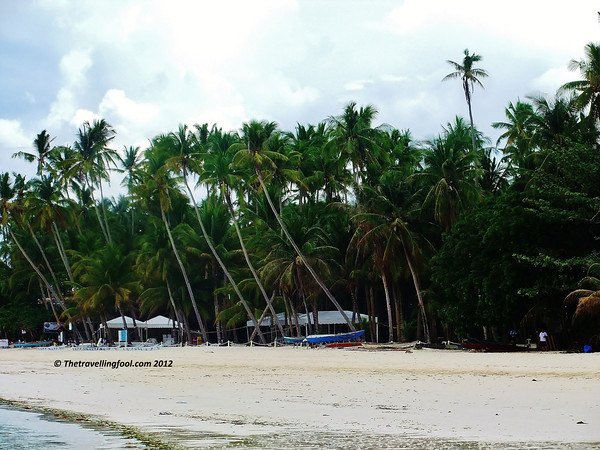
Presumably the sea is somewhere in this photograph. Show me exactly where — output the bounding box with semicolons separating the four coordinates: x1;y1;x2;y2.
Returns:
0;406;144;449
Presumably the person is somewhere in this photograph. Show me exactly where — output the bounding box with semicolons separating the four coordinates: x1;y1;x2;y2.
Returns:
539;329;548;351
510;329;517;344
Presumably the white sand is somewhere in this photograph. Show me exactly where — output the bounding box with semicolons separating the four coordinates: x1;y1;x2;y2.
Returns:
1;346;599;447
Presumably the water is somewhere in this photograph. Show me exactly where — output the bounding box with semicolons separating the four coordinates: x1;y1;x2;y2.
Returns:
0;406;145;449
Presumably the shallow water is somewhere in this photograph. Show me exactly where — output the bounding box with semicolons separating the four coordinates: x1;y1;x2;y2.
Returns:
0;406;144;449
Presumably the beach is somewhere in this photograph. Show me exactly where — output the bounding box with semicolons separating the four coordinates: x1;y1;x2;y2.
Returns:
1;345;599;448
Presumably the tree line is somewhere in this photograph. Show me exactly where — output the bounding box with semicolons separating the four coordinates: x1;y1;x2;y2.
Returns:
1;44;599;346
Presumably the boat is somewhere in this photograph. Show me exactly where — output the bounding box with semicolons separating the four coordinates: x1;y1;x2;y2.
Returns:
325;342;363;348
283;336;306;344
461;339;529;352
305;329;365;344
10;341;53;348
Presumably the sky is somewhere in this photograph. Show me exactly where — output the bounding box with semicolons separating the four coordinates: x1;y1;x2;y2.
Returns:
1;0;599;197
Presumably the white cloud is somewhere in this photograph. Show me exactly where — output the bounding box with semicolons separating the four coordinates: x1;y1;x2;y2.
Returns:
59;49;93;88
531;66;574;96
0;119;31;149
345;80;374;91
99;89;159;124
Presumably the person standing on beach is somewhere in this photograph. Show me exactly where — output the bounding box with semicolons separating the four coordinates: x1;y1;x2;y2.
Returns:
539;329;548;351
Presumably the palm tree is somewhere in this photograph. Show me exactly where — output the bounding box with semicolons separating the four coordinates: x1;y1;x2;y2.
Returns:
71;243;140;340
443;49;489;152
116;145;143;235
351;180;431;343
201;127;285;338
134;149;210;343
69;119;118;243
161;125;266;343
492;100;536;170
12;130;54;175
328;102;381;185
235;120;355;331
413;120;484;231
561;42;600;124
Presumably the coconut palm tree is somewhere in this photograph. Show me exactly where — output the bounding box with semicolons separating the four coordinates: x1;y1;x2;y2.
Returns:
133;148;210;343
161;125;266;343
12;130;54;175
116;145;143;235
71;243;140;340
69;119;118;243
201;127;285;338
443;49;489;152
561;42;600;124
235;120;355;331
328;102;381;185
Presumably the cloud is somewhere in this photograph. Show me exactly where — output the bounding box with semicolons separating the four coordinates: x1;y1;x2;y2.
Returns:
531;66;573;96
0;119;33;175
99;89;159;124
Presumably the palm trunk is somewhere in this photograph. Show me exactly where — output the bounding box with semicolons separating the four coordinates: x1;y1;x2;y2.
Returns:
182;173;265;344
52;221;73;281
160;207;209;343
98;180;112;243
381;271;394;343
212;266;223;343
224;190;285;338
402;244;430;343
165;279;184;343
253;163;355;331
28;224;66;303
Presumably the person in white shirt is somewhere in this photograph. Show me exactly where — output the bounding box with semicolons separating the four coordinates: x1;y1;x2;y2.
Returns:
539;329;548;351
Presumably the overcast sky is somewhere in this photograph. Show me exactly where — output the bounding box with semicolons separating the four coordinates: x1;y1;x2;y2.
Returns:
1;0;598;196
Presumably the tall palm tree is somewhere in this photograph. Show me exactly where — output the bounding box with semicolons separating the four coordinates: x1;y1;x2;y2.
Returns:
561;42;600;124
116;145;142;235
12;130;54;175
201;127;285;338
162;125;266;343
235;120;355;331
70;119;118;243
443;49;489;152
328;102;381;185
134;149;210;343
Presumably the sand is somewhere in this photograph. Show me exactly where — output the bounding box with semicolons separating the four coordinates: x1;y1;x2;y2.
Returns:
1;345;599;448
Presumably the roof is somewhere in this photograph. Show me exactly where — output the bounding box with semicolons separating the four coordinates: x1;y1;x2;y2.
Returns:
246;310;370;327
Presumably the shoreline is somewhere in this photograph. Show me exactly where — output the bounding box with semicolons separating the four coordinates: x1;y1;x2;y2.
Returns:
1;346;599;448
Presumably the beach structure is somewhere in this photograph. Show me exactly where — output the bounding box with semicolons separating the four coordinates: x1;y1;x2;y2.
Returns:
246;310;376;342
100;315;182;344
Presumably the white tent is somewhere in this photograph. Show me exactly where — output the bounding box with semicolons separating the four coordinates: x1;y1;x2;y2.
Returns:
104;316;141;329
144;315;180;329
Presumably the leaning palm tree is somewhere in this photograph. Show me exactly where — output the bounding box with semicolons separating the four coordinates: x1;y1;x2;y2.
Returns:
443;49;489;152
201;127;285;338
235;120;355;331
161;125;266;343
561;42;600;124
133;150;210;344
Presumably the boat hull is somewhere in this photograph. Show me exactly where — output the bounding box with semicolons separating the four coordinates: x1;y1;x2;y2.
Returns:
305;330;365;344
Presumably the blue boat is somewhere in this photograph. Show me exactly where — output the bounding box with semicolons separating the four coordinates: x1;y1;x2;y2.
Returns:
10;341;53;348
283;336;306;344
305;329;365;344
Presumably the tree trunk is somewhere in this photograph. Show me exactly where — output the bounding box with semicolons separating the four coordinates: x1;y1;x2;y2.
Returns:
381;271;394;343
253;163;355;331
225;191;285;338
402;244;430;343
183;174;265;344
160;207;209;343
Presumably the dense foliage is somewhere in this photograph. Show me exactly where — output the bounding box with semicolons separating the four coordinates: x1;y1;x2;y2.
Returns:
1;44;599;346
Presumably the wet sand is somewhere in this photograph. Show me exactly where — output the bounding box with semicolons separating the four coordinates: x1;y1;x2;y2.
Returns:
1;345;599;448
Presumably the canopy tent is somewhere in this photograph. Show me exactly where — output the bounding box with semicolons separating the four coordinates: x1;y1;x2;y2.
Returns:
104;316;140;329
102;315;180;329
144;315;181;329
